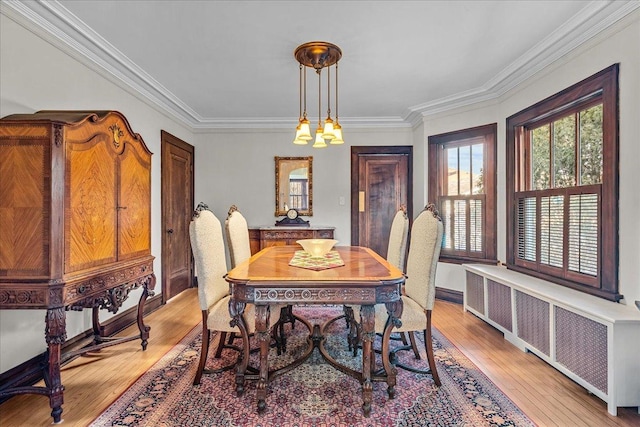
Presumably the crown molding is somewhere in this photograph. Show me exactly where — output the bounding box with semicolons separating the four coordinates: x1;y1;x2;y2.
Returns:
190;115;412;130
3;0;638;132
406;0;640;124
1;0;205;126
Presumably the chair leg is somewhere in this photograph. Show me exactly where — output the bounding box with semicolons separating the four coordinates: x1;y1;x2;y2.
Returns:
194;313;210;385
400;332;409;346
215;331;227;358
344;305;360;354
226;331;237;345
344;305;353;329
273;306;296;355
424;310;441;387
287;305;296;330
407;331;421;359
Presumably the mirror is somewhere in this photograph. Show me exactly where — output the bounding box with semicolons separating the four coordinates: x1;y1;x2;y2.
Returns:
275;156;312;216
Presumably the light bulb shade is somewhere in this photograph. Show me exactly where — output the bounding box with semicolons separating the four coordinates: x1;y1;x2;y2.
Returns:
330;124;344;144
322;118;335;140
312;131;327;148
293;125;309;144
298;119;312;140
293;135;308;145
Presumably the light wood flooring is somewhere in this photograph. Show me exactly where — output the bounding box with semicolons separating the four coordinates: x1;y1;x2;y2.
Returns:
0;288;638;426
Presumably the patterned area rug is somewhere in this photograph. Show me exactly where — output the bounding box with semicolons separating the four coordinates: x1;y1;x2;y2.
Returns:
91;306;535;426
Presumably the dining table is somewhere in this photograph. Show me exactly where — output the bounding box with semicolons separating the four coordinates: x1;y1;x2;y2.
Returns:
224;245;405;417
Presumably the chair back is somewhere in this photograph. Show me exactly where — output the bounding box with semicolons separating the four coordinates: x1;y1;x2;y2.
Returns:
386;206;409;271
225;205;252;267
189;203;229;311
404;204;443;311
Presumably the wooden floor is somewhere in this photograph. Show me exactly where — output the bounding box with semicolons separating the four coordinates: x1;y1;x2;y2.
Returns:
0;288;638;426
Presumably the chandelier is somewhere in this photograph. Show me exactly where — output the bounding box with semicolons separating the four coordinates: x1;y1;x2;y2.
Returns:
293;41;344;147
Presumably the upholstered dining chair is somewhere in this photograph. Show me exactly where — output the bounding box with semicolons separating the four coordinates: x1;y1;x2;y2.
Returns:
189;202;282;385
225;205;296;353
346;206;409;354
353;204;443;386
225;205;252;269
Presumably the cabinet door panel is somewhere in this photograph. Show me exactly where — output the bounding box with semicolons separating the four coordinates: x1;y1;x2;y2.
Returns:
118;145;151;260
0;143;48;276
66;139;117;272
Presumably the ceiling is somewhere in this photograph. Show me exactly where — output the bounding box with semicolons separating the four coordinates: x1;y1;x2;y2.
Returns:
3;1;639;129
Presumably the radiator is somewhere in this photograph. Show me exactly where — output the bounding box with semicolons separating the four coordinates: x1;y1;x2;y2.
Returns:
461;263;640;416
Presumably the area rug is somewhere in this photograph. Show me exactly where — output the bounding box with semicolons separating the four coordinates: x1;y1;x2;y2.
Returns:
91;306;535;426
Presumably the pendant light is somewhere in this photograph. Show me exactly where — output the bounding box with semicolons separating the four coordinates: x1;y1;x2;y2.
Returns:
293;41;344;147
331;62;344;144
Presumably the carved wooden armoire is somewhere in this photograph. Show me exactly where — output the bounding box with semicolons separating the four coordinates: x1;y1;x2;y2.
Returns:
0;111;156;423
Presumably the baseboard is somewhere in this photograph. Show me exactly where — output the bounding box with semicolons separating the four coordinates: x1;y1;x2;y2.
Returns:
436;287;463;305
0;294;163;403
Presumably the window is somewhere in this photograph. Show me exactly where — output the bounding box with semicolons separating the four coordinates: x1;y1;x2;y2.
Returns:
428;124;497;264
289;178;308;210
506;64;619;301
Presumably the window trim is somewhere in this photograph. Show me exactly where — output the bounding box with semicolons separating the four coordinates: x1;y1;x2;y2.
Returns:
506;64;620;301
428;123;497;265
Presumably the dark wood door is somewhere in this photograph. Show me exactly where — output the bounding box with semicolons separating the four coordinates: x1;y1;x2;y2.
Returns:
161;131;194;302
351;146;412;258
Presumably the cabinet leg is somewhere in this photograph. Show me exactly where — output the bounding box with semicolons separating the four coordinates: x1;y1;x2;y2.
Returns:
92;306;103;344
45;307;66;424
137;274;156;350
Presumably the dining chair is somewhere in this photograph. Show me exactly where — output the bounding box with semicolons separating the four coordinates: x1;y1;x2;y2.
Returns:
346;206;409;354
353;204;443;386
225;205;252;268
225;205;296;354
189;202;282;385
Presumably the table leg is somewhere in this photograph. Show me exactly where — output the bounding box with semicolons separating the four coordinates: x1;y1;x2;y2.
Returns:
255;304;270;413
360;304;375;417
45;307;66;424
229;300;249;396
382;301;403;399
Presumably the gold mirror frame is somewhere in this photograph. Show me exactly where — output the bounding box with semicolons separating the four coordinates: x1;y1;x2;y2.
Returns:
275;156;313;216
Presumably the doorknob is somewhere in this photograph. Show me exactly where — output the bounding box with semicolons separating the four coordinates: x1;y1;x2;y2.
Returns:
167;229;174;234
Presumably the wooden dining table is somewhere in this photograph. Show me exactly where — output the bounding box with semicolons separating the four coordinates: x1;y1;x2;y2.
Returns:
224;245;405;417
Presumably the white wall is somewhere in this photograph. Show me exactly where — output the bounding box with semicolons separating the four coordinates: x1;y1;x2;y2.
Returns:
192;128;413;247
0;15;193;372
425;10;640;305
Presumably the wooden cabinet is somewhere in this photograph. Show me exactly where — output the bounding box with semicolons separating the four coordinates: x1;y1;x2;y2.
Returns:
0;111;155;423
248;226;335;255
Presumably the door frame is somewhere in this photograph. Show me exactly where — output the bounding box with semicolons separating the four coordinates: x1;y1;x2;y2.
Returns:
160;130;195;304
350;146;413;246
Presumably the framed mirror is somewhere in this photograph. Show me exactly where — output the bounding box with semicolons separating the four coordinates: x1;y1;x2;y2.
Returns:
275;156;312;216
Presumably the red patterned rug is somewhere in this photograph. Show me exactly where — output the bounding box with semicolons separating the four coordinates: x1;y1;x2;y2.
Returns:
91;306;535;426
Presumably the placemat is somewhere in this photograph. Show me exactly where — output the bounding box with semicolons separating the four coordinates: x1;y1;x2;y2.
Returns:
288;250;345;270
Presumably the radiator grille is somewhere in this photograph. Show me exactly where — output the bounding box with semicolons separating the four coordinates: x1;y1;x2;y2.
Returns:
515;291;550;356
487;279;512;332
555;307;608;393
465;271;484;314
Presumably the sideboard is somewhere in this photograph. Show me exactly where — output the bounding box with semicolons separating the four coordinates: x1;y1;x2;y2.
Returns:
248;226;335;255
0;111;155;423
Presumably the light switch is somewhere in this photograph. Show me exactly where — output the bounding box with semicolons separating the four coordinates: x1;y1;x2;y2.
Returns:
339;196;345;206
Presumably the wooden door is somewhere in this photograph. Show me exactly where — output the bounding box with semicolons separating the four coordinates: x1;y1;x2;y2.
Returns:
351;146;412;259
161;131;194;302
